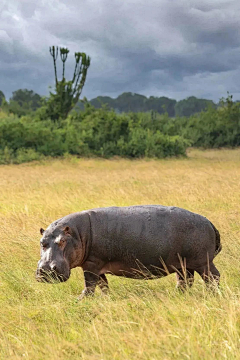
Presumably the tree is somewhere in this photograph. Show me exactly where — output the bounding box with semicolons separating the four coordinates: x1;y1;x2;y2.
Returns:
175;96;216;117
0;89;42;117
46;46;91;121
11;89;42;111
0;91;5;106
77;92;177;116
146;96;176;116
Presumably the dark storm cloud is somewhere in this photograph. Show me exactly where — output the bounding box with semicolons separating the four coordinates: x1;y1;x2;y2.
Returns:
1;0;240;101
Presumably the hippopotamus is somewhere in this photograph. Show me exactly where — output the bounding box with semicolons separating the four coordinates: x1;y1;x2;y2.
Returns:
36;205;222;299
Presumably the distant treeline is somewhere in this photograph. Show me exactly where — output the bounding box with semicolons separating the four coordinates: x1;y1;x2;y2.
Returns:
76;92;217;117
0;89;222;118
0;93;239;164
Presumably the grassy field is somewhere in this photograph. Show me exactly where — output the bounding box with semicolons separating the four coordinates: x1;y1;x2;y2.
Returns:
1;148;240;359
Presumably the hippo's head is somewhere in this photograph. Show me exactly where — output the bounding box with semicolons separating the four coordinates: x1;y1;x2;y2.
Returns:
36;225;78;283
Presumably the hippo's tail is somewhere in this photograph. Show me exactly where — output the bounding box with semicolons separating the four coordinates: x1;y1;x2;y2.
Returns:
210;221;222;257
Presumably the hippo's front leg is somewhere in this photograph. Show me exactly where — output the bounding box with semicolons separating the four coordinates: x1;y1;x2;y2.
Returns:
78;270;99;300
78;260;105;300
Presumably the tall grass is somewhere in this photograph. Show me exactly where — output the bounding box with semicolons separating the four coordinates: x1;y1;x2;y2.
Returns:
1;149;240;359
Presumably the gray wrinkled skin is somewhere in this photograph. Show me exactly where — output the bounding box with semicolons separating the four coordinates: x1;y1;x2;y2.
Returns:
36;205;222;299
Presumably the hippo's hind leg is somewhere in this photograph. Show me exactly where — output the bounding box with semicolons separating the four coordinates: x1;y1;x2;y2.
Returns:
176;269;195;292
98;274;109;294
196;262;220;289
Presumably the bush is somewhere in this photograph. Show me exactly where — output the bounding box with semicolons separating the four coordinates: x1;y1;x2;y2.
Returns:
2;94;239;164
14;148;43;164
143;95;240;149
0;105;189;163
64;107;189;158
0;147;43;165
0;146;14;164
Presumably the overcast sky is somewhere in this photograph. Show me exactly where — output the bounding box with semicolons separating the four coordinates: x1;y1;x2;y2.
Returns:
1;0;240;102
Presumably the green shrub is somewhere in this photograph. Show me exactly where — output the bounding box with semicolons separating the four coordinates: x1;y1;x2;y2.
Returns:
0;146;14;164
1;94;239;164
14;148;43;164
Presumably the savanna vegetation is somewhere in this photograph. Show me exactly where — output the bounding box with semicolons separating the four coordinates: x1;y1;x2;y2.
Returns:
0;93;239;163
0;90;217;118
0;149;240;359
1;43;240;360
0;45;239;163
76;92;217;117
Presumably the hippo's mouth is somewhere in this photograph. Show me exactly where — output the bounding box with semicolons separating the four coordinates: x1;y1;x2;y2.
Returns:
36;270;69;283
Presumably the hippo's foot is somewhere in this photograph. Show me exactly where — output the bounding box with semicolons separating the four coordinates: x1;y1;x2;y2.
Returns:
176;269;195;292
196;262;220;293
77;288;95;301
99;286;109;297
98;274;109;295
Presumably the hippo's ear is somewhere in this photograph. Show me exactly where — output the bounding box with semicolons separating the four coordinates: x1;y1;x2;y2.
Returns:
40;228;45;235
63;226;71;235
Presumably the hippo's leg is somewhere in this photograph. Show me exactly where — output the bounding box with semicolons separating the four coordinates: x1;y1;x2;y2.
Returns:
196;262;220;289
176;269;195;292
98;274;109;294
78;270;100;300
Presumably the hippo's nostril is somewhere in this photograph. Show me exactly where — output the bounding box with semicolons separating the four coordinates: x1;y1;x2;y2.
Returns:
51;264;57;272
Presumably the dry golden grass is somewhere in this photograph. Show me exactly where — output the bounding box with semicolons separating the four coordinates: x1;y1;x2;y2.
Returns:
1;149;240;359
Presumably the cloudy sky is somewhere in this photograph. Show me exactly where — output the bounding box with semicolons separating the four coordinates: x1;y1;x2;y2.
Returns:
1;0;240;102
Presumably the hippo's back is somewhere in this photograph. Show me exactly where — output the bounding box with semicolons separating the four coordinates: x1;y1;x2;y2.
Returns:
84;205;217;269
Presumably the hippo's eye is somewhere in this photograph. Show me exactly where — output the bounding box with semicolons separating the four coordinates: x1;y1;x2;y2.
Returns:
59;238;66;246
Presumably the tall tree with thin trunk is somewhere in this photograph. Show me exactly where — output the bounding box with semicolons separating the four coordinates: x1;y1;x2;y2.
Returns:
46;46;90;121
0;91;5;106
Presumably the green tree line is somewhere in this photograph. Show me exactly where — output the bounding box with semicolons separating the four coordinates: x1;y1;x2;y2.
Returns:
0;94;239;164
1;90;218;118
77;93;217;117
1;45;239;164
0;103;189;164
